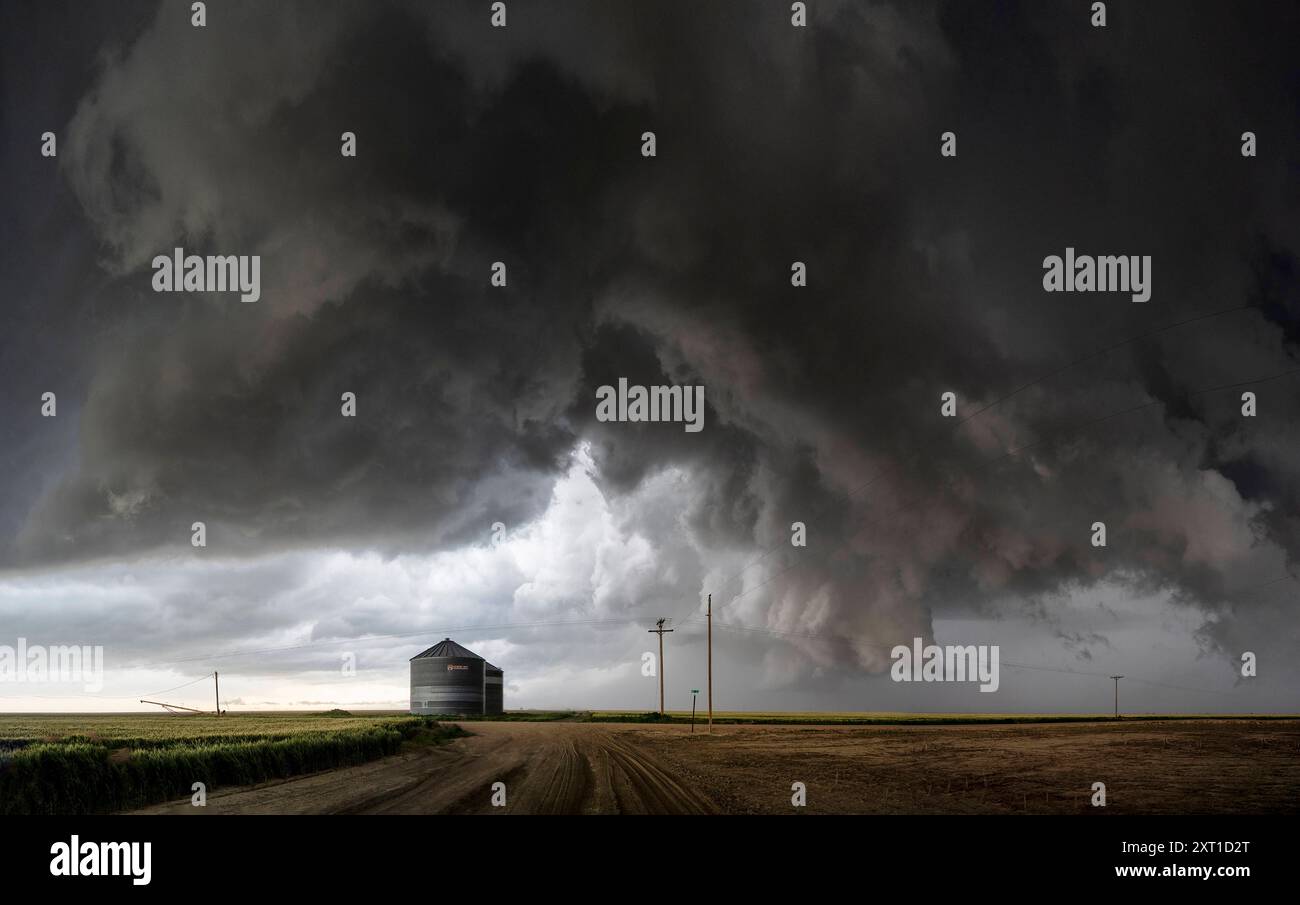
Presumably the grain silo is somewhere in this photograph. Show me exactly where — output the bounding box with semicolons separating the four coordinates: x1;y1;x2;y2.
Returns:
409;638;504;716
484;663;503;716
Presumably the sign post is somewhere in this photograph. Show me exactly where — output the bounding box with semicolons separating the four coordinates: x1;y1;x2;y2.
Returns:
690;689;699;733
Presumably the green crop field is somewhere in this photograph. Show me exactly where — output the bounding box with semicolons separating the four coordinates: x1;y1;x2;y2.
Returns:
0;709;416;747
0;711;463;815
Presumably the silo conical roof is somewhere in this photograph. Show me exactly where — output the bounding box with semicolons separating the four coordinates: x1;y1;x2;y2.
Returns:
410;638;486;661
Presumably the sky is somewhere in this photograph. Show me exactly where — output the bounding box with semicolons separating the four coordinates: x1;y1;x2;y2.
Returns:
1;0;1298;714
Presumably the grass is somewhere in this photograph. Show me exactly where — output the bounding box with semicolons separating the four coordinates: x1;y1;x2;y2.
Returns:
0;712;465;815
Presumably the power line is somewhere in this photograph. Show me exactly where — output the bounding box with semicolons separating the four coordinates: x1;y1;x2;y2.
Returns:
997;366;1300;462
693;567;1295;645
706;302;1268;599
0;619;652;704
954;302;1260;428
6;567;1285;703
0;672;217;703
128;616;644;669
139;672;214;699
686;568;1297;701
647;618;674;715
710;364;1300;610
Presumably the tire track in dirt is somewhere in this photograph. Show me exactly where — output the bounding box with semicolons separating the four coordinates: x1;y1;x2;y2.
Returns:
456;737;593;814
128;719;1300;816
128;723;720;815
601;732;720;814
368;730;527;815
528;738;590;814
442;762;530;814
332;736;510;815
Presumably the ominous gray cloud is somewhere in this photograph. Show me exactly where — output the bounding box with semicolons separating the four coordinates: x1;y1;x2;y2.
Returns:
1;0;1298;709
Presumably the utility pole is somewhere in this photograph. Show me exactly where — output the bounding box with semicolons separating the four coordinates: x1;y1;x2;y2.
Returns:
648;619;674;715
707;594;713;733
214;671;221;716
1110;675;1123;719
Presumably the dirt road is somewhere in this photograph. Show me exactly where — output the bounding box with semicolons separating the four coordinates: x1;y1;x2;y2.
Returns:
133;722;720;815
131;719;1300;815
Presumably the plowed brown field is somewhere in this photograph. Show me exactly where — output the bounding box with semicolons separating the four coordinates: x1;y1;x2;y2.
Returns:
130;719;1300;815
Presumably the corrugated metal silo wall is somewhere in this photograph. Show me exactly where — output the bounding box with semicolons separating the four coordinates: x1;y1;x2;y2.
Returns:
484;667;503;716
410;656;485;715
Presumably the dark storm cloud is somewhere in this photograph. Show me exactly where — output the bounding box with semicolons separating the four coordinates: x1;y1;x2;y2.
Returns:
11;0;629;561
2;0;1298;683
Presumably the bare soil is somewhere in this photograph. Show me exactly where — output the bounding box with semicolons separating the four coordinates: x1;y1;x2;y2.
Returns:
129;719;1300;815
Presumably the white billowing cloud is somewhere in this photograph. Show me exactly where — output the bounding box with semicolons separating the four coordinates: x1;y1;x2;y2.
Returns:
0;444;709;710
17;2;1300;714
3;460;1295;712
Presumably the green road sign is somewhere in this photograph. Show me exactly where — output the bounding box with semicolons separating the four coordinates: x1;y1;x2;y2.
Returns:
691;689;699;694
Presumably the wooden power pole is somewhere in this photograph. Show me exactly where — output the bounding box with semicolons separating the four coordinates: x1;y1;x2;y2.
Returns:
214;671;221;716
1110;675;1123;719
648;619;674;715
707;594;713;733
